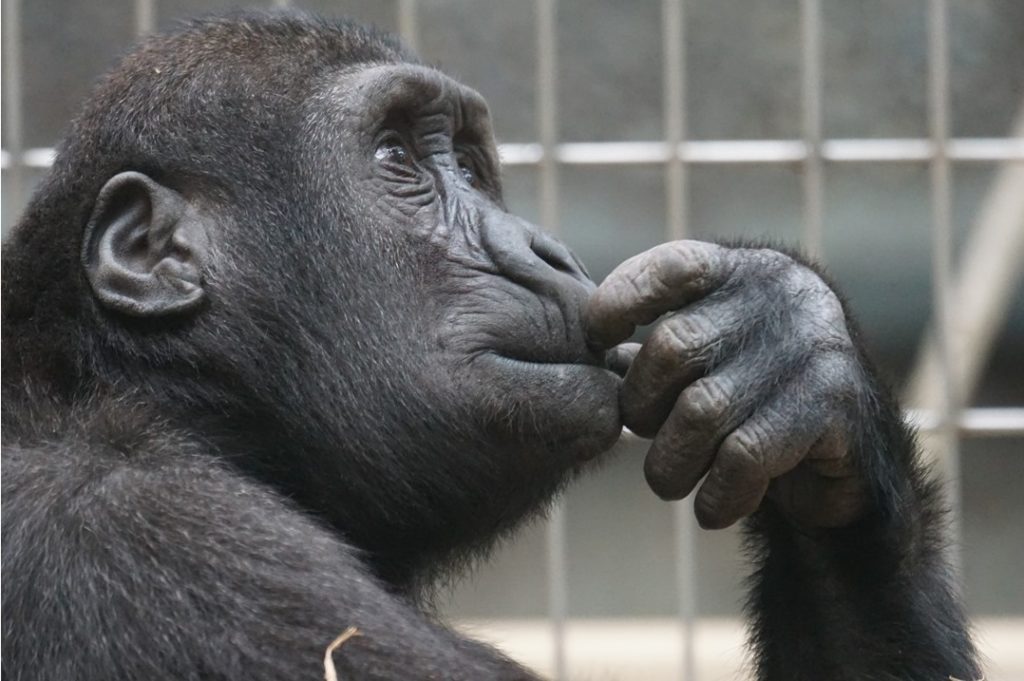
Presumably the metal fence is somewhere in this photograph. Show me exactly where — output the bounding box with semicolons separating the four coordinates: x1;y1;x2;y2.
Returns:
2;0;1023;679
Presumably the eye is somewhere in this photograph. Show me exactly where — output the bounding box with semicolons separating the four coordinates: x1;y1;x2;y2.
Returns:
374;134;414;168
455;151;480;188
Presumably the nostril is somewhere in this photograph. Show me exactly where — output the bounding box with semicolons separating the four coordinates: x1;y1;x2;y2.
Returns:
530;233;586;279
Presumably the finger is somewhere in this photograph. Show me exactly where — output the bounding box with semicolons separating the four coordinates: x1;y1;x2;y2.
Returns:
620;300;745;437
643;365;753;501
604;342;641;378
585;241;733;349
693;390;832;530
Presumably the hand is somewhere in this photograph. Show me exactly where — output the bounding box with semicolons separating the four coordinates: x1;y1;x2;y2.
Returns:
587;241;870;530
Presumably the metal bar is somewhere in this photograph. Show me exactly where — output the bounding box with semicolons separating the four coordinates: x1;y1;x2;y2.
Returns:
2;0;25;230
907;108;1024;411
663;0;687;242
800;0;824;258
661;1;696;680
948;137;1024;161
536;0;567;678
822;138;933;162
559;141;672;164
8;139;1024;170
927;0;964;568
397;0;418;53
909;408;1024;437
135;0;155;37
272;0;291;8
544;503;568;681
537;0;560;236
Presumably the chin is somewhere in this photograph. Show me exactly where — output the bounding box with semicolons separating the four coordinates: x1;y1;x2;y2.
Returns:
467;352;624;463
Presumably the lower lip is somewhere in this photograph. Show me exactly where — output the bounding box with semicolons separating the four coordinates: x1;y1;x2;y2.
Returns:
488;352;608;373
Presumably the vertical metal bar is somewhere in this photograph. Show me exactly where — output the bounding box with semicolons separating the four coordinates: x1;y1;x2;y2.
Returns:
663;0;687;242
545;503;568;680
800;0;824;259
537;0;560;236
272;0;292;8
662;1;696;680
927;0;963;566
3;0;25;234
536;1;567;678
135;0;155;37
670;495;696;681
397;0;419;53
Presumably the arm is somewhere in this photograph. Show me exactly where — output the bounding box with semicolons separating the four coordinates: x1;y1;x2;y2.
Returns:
745;365;978;680
586;241;980;681
1;443;537;681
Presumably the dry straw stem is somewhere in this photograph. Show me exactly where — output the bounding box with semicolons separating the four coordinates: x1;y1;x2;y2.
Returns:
324;626;361;681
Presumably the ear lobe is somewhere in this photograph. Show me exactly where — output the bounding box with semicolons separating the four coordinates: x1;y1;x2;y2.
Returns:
83;171;209;317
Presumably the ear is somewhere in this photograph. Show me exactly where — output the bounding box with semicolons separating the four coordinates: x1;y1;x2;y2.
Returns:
82;171;209;317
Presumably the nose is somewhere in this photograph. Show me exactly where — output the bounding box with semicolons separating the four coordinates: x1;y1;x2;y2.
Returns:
481;213;592;291
527;230;592;283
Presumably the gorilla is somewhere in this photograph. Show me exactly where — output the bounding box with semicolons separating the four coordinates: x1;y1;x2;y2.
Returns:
1;11;979;681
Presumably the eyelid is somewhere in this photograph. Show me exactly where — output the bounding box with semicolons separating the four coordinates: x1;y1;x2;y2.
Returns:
374;129;413;157
455;146;497;189
374;128;409;149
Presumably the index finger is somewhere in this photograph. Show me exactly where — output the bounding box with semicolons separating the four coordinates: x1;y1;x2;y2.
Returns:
584;240;733;349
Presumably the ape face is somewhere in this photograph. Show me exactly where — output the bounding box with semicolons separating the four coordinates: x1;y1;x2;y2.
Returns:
300;63;622;463
263;63;625;553
28;25;622;568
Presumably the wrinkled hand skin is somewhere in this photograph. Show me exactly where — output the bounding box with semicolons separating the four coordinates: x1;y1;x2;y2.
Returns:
586;242;982;680
586;240;870;531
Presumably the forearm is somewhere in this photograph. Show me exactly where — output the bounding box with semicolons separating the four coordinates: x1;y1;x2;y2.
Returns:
746;429;980;681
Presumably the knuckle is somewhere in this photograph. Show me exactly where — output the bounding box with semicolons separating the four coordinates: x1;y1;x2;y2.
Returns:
650;247;682;290
808;351;862;405
655;314;709;359
661;240;726;290
721;425;766;472
755;247;796;269
616;269;651;308
677;377;729;426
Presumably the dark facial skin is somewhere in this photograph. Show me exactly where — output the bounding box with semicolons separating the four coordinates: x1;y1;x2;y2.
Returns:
1;12;979;681
319;63;622;462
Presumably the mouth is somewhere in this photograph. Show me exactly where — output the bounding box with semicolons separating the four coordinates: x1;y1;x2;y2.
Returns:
490;338;636;380
486;331;610;368
459;346;624;462
488;347;613;374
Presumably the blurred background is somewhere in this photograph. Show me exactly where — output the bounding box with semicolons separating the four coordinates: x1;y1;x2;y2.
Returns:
3;0;1022;678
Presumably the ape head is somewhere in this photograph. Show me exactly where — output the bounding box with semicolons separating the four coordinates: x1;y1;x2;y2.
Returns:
1;12;622;579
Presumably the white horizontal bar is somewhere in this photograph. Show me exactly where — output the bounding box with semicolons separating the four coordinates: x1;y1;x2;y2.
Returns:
499;143;544;165
684;139;807;163
949;137;1024;162
5;139;1024;171
822;138;933;162
907;407;1024;436
558;141;672;164
1;147;55;168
